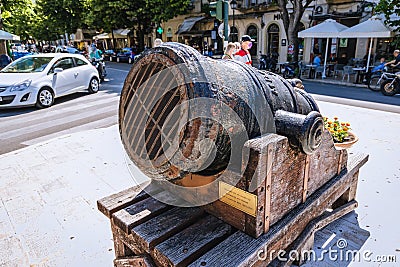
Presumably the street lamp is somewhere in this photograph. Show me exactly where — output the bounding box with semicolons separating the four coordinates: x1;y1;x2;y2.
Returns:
230;0;237;42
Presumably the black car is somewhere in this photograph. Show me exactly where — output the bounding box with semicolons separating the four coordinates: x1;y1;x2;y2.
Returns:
116;47;135;64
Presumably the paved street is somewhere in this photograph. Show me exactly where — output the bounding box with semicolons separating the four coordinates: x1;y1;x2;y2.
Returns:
0;63;130;155
304;80;400;114
0;63;399;266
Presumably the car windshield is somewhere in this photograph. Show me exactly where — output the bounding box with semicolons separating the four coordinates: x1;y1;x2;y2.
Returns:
1;57;54;73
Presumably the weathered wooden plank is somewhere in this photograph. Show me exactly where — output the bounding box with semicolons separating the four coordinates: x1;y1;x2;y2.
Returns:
202;199;247;232
276;200;358;267
242;134;285;237
112;224;145;256
97;181;162;218
188;153;368;267
152;215;232;267
269;137;307;225
131;207;205;253
302;155;310;203
114;255;155;267
112;190;185;233
307;130;348;197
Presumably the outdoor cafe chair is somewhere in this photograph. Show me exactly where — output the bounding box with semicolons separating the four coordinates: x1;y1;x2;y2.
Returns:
334;64;345;79
343;65;355;82
315;66;325;78
299;62;310;78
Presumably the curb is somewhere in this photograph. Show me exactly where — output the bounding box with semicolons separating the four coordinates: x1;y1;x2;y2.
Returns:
302;78;368;88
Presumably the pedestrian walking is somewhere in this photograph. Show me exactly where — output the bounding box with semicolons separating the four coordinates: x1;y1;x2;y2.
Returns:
222;43;236;60
234;35;254;66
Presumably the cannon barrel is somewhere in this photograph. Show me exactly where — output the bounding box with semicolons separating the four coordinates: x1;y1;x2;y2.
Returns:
119;43;323;180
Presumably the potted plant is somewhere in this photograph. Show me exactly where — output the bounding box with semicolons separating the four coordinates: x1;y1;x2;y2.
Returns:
323;116;358;149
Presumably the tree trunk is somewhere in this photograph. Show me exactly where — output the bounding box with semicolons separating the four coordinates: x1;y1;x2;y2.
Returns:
278;0;312;63
111;28;115;50
137;23;145;52
288;26;300;63
0;6;6;55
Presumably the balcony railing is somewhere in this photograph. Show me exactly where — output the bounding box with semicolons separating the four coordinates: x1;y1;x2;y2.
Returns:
241;0;276;9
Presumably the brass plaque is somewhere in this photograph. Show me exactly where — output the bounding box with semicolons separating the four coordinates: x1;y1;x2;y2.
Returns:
219;181;257;217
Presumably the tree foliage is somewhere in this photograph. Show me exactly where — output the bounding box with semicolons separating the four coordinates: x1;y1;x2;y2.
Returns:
2;0;191;45
35;0;87;38
375;0;400;47
277;0;313;62
1;0;36;39
87;0;191;49
375;0;400;31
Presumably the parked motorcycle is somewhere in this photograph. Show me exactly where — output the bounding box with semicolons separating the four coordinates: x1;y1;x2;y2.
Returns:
258;53;278;72
380;72;400;96
259;54;268;70
91;58;107;82
281;61;298;79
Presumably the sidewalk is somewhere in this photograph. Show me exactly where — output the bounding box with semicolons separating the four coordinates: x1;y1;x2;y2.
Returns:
0;100;399;266
301;75;369;88
0;126;145;266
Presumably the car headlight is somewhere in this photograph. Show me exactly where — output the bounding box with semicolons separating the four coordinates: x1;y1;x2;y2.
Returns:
9;79;32;92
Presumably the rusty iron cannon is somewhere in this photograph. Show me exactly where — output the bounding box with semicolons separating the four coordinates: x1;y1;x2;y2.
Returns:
99;43;368;266
119;43;324;181
98;43;368;259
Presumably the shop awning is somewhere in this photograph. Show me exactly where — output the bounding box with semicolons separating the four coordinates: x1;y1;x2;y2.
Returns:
93;29;130;39
176;17;205;34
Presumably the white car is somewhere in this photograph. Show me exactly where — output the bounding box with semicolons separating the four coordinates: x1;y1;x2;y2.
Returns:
0;53;100;108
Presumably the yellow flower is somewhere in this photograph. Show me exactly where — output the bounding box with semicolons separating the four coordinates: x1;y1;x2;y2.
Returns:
323;116;352;143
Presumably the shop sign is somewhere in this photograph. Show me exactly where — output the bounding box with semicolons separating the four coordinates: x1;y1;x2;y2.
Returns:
288;44;294;54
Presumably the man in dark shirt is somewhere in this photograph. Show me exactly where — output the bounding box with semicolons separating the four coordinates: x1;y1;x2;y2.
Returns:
385;49;400;70
337;53;348;65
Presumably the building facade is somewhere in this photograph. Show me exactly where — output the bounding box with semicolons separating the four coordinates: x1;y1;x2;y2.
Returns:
159;0;394;64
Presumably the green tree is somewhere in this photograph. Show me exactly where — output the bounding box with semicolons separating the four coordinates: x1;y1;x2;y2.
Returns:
87;0;191;50
35;0;87;42
277;0;313;63
0;0;34;54
375;0;400;47
2;0;36;40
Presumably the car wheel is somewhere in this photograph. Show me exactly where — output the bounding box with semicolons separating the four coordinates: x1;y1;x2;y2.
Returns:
128;57;132;64
36;88;54;108
117;57;120;63
88;77;100;93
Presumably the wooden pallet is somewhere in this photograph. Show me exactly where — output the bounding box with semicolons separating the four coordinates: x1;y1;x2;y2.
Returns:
98;153;368;267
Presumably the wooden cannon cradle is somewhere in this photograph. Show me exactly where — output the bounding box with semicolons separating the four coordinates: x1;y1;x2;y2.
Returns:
98;130;368;266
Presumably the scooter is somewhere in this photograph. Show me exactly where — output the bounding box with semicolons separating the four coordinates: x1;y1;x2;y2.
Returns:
259;53;278;72
380;72;400;96
91;58;107;82
259;54;268;70
281;62;297;79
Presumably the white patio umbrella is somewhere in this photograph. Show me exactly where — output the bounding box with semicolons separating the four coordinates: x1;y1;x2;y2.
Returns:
338;16;394;70
298;19;349;78
0;29;14;40
11;34;20;41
